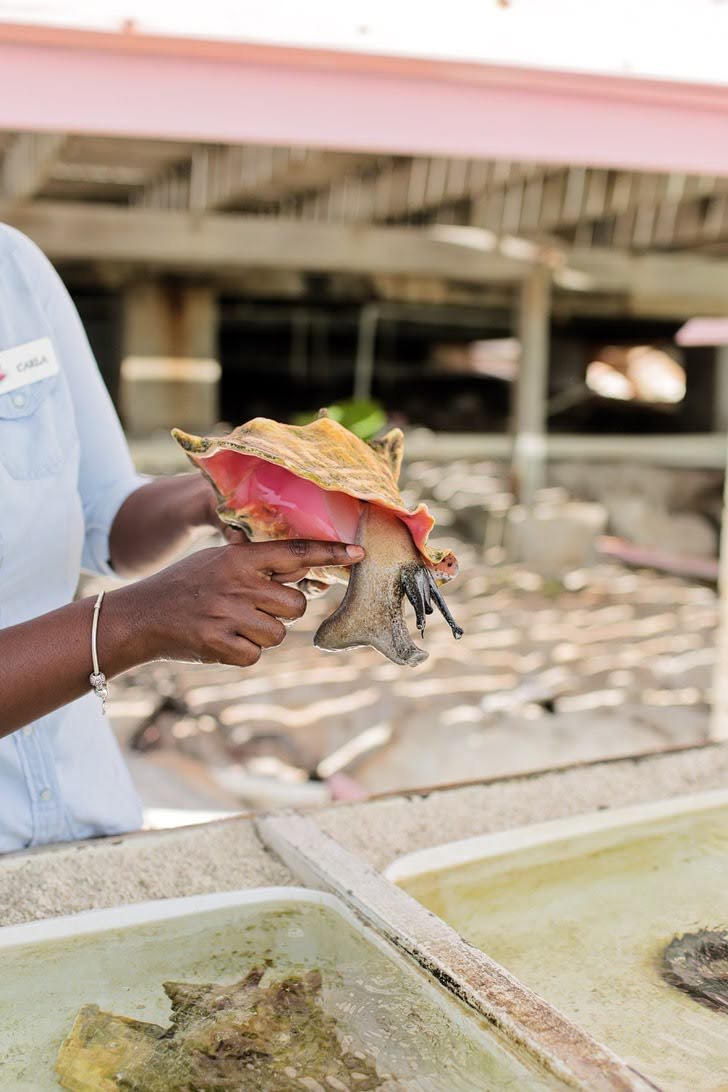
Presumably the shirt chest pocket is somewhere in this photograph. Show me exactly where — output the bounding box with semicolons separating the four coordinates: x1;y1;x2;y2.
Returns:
0;376;67;479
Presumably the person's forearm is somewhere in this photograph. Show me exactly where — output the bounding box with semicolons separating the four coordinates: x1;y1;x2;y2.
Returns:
0;538;363;736
109;474;214;577
0;584;155;736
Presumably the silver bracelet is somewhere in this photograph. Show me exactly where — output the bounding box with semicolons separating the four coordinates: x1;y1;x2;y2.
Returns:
89;590;109;715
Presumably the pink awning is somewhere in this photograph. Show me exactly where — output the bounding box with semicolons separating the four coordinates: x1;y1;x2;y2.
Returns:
676;319;728;347
2;20;728;174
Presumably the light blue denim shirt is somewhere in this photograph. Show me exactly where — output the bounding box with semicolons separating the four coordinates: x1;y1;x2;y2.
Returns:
0;224;144;853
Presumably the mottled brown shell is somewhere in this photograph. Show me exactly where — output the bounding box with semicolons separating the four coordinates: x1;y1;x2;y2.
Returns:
173;413;455;571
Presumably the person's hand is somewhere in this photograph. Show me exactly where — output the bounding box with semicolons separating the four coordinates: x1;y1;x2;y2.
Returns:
123;539;365;667
198;477;249;544
179;472;248;544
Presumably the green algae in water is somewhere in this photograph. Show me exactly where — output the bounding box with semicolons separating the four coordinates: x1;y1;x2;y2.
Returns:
398;805;728;1092
2;897;562;1091
56;968;382;1091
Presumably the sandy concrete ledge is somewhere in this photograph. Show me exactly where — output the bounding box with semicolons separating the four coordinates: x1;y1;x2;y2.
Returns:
2;742;728;928
314;742;728;872
0;817;293;927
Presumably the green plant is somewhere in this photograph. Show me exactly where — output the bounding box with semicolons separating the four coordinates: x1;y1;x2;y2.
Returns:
294;399;387;440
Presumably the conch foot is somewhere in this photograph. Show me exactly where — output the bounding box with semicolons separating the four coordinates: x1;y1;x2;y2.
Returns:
315;504;462;667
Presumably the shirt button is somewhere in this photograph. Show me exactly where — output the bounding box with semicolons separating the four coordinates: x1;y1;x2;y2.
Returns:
12;393;26;408
39;788;53;803
21;725;34;737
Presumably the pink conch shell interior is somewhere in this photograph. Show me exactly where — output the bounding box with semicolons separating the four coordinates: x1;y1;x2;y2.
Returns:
194;448;438;562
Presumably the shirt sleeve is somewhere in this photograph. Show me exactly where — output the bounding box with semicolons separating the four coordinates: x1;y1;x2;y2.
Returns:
6;227;147;575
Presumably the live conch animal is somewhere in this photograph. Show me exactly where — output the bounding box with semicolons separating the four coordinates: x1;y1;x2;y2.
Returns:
173;411;463;666
56;968;383;1091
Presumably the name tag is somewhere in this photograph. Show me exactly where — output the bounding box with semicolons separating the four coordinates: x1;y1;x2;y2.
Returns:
0;338;59;396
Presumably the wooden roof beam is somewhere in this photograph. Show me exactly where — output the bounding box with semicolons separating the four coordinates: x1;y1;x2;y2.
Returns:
471;167;728;249
0;200;529;283
4;201;728;314
0;132;68;203
136;145;374;212
288;158;562;227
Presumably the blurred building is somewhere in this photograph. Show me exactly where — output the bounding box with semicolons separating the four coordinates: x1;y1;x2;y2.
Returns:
3;2;728;502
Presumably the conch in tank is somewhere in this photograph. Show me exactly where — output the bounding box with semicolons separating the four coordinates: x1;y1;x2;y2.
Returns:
173;411;463;666
55;968;383;1091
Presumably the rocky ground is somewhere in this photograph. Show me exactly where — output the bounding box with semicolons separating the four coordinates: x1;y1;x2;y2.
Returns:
99;456;719;820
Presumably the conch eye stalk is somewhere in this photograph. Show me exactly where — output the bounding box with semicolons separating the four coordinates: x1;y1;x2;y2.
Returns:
173;411;463;667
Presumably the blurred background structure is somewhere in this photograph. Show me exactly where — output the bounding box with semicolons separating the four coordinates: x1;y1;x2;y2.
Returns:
4;0;728;823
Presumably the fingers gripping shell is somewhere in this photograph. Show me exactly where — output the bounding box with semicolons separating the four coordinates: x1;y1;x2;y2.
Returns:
173;414;462;665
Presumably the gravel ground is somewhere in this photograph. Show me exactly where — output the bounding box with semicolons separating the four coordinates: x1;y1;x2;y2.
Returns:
105;559;717;811
86;454;718;813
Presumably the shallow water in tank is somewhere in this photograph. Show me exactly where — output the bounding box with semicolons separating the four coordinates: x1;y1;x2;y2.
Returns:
0;889;561;1091
397;800;728;1091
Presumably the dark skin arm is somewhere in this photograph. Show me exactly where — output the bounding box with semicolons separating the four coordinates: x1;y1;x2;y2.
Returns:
108;472;237;577
0;538;364;737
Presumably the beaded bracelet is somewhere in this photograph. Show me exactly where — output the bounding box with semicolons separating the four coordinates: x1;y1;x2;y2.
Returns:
89;590;109;715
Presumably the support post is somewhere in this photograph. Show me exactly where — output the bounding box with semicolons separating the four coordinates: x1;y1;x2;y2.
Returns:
512;265;551;506
120;280;220;435
713;344;728;432
710;427;728;741
354;303;379;402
